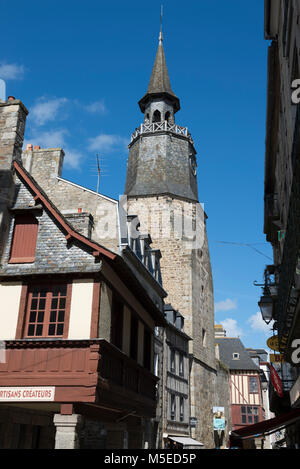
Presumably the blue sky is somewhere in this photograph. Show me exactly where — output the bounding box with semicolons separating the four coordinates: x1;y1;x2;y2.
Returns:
0;0;274;349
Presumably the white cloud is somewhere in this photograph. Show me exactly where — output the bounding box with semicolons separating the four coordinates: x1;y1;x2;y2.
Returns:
215;298;237;313
63;148;85;170
23;129;83;170
220;318;243;338
88;134;128;154
84;100;106;114
30;97;68;126
24;129;68;149
0;62;25;80
247;311;274;334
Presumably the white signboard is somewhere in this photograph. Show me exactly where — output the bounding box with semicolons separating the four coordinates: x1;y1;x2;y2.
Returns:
0;387;55;402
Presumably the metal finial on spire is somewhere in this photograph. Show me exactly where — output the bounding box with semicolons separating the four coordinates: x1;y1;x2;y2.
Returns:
159;5;163;44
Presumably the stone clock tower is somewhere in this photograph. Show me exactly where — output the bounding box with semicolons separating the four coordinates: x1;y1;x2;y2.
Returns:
124;31;216;448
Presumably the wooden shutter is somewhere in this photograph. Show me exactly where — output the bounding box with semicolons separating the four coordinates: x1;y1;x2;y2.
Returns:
9;214;38;263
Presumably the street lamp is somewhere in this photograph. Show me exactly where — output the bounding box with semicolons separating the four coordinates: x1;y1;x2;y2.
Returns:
258;294;273;324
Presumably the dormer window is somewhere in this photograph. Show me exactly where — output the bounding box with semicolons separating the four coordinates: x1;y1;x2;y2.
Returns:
9;214;38;264
233;353;240;360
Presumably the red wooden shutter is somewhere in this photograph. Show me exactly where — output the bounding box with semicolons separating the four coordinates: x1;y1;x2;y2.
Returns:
9;214;38;263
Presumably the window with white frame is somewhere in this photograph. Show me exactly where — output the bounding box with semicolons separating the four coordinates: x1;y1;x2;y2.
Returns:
170;394;176;421
170;348;175;373
180;396;184;422
179;353;184;377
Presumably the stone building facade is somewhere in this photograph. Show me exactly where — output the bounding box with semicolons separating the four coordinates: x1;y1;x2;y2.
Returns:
262;0;300;446
124;31;216;447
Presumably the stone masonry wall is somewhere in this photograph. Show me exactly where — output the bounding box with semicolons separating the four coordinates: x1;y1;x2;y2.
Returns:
0;100;28;260
127;195;216;447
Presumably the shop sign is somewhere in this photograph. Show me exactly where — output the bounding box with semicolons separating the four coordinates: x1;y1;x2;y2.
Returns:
269;365;284;398
213;407;225;431
0;387;55;402
267;336;282;352
270;353;285;363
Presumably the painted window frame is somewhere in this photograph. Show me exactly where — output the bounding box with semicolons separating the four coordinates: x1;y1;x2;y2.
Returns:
18;281;72;339
170;393;176;421
241;405;259;425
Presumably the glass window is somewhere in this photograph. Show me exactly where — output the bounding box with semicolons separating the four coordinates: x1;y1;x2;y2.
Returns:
170;394;176;421
241;406;260;425
24;284;69;338
249;376;259;393
180;396;184;422
179;353;184;377
170;349;175;373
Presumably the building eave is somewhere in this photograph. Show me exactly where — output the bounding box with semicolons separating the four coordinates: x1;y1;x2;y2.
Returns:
264;0;280;40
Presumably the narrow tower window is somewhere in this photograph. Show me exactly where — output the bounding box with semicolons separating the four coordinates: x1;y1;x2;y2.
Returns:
152;110;161;123
165;111;171;122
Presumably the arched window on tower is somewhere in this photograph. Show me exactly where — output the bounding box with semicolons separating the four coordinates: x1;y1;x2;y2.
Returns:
165;111;171;123
152;110;161;123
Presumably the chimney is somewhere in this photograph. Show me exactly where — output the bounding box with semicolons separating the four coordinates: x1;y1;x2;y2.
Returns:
63;211;94;239
22;147;65;190
214;325;226;338
0;99;28;259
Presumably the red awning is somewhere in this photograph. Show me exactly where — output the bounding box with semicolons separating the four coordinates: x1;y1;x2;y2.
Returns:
231;408;300;439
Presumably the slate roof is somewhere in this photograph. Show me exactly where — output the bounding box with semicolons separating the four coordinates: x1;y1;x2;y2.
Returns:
139;37;180;113
216;338;260;372
147;40;175;97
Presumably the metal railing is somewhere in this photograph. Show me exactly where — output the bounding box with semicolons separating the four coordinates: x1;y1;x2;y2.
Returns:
130;121;194;144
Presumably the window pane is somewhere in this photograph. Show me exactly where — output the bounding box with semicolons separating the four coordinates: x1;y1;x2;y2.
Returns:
50;310;57;323
56;324;64;336
51;298;58;309
37;311;44;323
31;299;38;310
254;416;259;423
48;324;56;336
59;298;66;309
242;415;247;424
58;311;65;323
27;324;35;336
248;416;253;424
29;311;36;323
241;406;246;414
35;325;43;336
247;407;253;415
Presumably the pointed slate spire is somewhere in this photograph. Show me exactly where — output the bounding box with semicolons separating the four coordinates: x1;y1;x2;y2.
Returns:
139;31;180;113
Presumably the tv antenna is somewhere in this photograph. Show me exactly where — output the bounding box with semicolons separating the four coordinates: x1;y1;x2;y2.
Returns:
96;153;101;194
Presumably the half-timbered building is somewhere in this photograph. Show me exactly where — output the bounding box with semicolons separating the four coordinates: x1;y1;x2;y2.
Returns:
0;98;167;449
